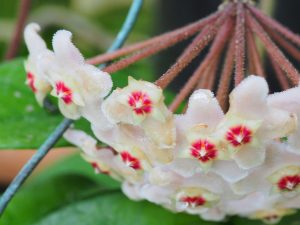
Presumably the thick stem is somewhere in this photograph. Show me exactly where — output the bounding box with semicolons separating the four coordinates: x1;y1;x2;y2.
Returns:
5;0;31;59
168;17;234;112
155;4;234;89
216;37;235;111
247;10;300;85
234;2;246;86
266;28;300;62
248;5;300;48
87;11;220;65
270;57;290;90
246;28;265;76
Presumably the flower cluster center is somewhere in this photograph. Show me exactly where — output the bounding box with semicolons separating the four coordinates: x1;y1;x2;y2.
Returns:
180;196;206;208
120;151;142;170
278;175;300;191
226;125;252;147
55;81;73;104
190;139;218;163
128;91;152;115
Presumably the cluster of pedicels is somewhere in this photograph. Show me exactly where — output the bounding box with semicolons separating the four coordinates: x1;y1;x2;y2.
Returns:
24;23;300;224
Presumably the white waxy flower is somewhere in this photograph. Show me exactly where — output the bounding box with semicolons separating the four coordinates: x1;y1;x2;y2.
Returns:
248;208;296;224
63;129;121;179
232;142;300;196
64;129;148;183
175;90;226;170
216;75;297;169
268;165;300;196
174;187;220;214
102;76;175;161
174;90;248;183
24;23;52;105
38;30;112;120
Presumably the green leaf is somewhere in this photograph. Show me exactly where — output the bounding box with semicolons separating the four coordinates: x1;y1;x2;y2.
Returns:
0;174;99;225
33;192;220;225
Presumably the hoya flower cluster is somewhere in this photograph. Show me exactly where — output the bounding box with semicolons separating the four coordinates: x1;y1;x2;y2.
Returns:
24;24;300;224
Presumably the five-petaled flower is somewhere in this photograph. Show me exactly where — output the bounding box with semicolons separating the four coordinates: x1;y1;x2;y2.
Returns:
175;187;220;214
268;166;300;195
249;208;296;224
216;76;297;170
102;76;176;158
31;27;112;120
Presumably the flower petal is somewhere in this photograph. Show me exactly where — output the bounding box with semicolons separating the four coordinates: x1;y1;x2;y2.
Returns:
24;23;47;55
212;160;249;183
200;207;226;221
58;99;81;119
232;144;266;169
176;89;224;132
142;113;176;150
229;75;269;119
63;128;97;156
52;30;84;65
268;86;300;113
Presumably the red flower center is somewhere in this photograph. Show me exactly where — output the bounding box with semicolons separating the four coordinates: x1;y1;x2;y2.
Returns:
128;91;152;115
120;151;142;170
90;162;109;175
55;81;73;104
26;72;37;92
190;139;218;163
226;125;252;147
180;196;206;208
278;175;300;191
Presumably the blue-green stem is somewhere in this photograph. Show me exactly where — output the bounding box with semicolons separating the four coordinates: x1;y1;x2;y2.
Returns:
0;0;143;216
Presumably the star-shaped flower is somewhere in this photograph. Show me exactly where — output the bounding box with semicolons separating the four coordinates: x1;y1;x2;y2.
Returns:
217;75;297;169
38;30;112;120
102;77;176;160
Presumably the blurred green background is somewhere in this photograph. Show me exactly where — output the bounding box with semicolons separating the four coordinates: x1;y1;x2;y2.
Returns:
0;0;156;59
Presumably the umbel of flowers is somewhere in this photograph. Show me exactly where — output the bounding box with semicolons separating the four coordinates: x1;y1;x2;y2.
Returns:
23;22;300;224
